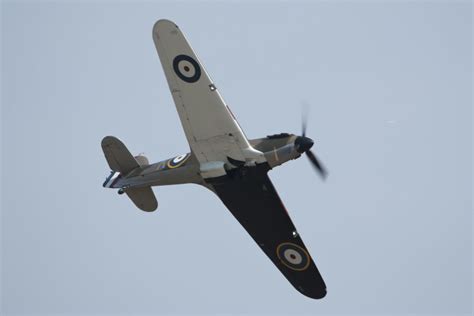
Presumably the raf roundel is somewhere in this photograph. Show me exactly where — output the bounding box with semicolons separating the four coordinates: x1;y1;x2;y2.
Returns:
173;54;201;83
166;153;190;169
276;242;311;271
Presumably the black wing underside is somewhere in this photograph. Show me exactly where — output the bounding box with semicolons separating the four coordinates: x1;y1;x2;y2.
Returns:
208;164;326;299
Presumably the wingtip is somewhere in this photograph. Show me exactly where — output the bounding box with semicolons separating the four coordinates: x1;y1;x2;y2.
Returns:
301;287;327;300
153;19;178;35
293;279;327;300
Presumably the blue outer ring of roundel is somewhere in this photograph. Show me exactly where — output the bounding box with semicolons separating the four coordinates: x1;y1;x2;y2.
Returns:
173;54;201;83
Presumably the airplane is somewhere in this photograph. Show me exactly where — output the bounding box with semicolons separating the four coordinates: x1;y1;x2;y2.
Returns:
102;19;328;299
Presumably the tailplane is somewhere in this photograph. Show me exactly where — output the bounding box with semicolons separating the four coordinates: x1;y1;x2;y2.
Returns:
125;187;158;212
101;136;140;175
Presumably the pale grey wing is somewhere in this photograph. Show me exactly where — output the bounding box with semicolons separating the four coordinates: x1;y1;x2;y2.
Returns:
152;19;264;165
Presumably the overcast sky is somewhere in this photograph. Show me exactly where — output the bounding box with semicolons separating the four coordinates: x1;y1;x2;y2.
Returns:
1;1;472;315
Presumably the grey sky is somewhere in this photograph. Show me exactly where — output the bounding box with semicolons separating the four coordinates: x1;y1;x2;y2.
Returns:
1;1;472;315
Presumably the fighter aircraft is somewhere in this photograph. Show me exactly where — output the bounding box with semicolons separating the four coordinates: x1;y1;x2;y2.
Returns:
102;19;328;299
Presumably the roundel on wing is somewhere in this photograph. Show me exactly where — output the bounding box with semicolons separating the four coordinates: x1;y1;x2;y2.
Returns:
276;242;311;271
166;153;190;169
173;55;201;83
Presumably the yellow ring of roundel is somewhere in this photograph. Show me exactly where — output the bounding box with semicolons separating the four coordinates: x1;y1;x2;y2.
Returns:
276;242;311;271
166;154;190;169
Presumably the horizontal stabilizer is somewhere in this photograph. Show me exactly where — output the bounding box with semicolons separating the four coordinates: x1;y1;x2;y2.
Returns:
101;136;140;175
126;187;158;212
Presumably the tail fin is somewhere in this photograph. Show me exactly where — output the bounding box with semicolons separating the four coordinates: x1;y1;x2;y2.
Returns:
126;187;158;212
134;154;149;166
101;136;140;174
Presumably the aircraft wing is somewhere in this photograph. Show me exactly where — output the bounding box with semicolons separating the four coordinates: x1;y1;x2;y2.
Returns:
208;165;327;299
152;20;263;165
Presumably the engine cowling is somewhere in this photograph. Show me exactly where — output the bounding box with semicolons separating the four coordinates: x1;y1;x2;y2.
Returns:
264;143;301;168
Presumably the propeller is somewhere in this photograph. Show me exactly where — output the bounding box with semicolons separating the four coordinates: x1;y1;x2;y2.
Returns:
306;149;327;179
295;105;328;179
